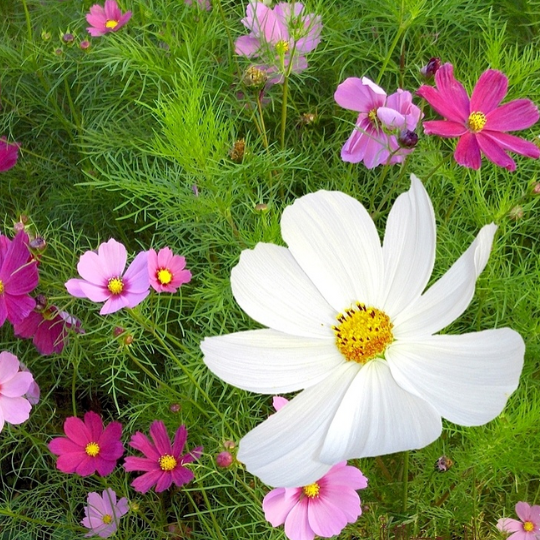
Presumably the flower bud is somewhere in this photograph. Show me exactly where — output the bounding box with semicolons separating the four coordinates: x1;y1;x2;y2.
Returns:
29;236;47;251
508;205;524;221
398;130;419;149
420;57;441;78
35;294;48;311
169;403;181;413
62;33;75;45
254;203;268;213
223;439;236;450
80;40;91;51
113;326;125;337
41;30;52;41
532;183;540;195
216;451;234;468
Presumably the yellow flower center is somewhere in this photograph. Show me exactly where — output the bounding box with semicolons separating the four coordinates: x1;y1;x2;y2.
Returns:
468;111;487;133
105;19;119;29
524;521;535;532
159;454;177;471
102;514;113;524
0;280;3;294
107;277;124;295
303;483;320;498
275;40;290;54
157;268;173;285
333;303;394;364
85;442;100;457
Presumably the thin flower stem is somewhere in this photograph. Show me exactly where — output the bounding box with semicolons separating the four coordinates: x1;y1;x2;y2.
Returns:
280;43;298;149
199;484;227;540
376;25;406;85
423;152;453;183
20;0;33;41
256;91;270;150
213;0;241;77
72;360;78;417
375;456;394;483
402;450;410;513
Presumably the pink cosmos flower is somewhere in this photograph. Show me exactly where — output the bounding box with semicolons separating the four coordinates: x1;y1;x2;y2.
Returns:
335;77;422;168
0;231;39;327
65;239;149;315
148;247;192;293
497;502;540;540
417;63;540;170
124;421;203;493
0;351;35;432
86;1;132;37
19;361;40;405
263;461;368;540
235;2;322;82
48;411;124;476
82;488;129;538
0;138;20;172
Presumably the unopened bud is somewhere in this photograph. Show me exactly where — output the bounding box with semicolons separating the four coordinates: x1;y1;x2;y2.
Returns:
41;31;52;41
420;57;441;78
124;334;134;345
113;326;125;337
508;205;524;220
435;455;454;472
398;130;419;149
216;451;234;468
35;294;48;311
223;440;236;450
80;40;91;50
62;33;75;45
54;48;63;56
169;403;181;413
254;203;268;213
29;236;46;251
533;183;540;195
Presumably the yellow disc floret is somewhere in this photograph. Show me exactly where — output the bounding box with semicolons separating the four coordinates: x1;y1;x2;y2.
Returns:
102;514;113;524
275;40;290;54
105;19;119;29
107;277;124;295
303;483;320;498
157;268;173;285
0;280;4;294
85;442;100;457
468;111;487;133
333;302;394;364
159;454;177;471
368;109;378;124
524;521;535;532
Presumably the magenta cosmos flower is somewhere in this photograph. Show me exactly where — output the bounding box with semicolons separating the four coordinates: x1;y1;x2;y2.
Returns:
82;488;129;538
86;0;132;37
0;138;20;172
0;351;35;432
124;421;203;493
148;247;192;293
335;77;422;168
263;461;368;540
417;63;540;170
0;231;39;327
497;502;540;540
48;411;124;476
236;2;322;81
65;238;149;315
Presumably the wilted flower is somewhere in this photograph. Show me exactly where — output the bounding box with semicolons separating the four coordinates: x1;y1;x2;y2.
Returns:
497;502;540;540
435;455;453;472
229;139;246;162
82;488;129;538
86;0;132;37
420;57;441;78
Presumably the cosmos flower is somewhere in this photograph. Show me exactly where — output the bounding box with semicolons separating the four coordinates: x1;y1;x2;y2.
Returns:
124;421;202;493
65;238;149;315
497;502;540;540
48;411;124;476
201;175;524;487
335;77;422;168
0;138;20;172
86;0;132;37
147;247;192;293
417;63;540;170
263;461;367;540
82;488;129;538
0;351;35;432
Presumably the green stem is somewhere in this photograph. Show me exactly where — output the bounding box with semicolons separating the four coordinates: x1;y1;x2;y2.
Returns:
20;0;33;41
199;485;226;540
279;42;298;149
402;450;410;513
256;91;269;151
377;25;406;85
423;152;453;183
371;153;408;219
71;360;78;417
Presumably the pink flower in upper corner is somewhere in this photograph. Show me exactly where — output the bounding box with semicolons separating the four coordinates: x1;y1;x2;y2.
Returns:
497;502;540;540
263;461;368;540
335;77;422;168
0;231;39;327
0;138;20;172
124;421;202;493
48;411;124;476
148;247;192;293
65;238;149;315
417;63;540;171
185;0;211;11
86;0;132;37
82;488;129;538
0;351;35;432
235;2;322;82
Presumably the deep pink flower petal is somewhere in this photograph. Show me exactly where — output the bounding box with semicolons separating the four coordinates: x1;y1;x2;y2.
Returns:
485;99;540;132
149;421;173;455
84;411;104;441
0;395;31;424
0;296;8;327
76;455;98;476
155;471;174;492
263;488;299;526
1;371;33;397
235;35;261;56
423;120;468;138
284;499;315;540
130;469;164;493
417;85;467;123
55;451;87;473
476;133;516;171
13;311;40;339
481;131;540;159
4;293;36;325
48;437;84;455
98;421;124;459
0;139;20;172
470;69;508;114
335;77;386;113
64;416;92;446
181;445;203;464
104;0;122;21
170;465;194;487
4;263;39;296
307;496;348;538
87;26;106;37
124;456;159;472
454;132;482;169
172;425;188;456
114;11;132;30
155;247;175;268
433;63;470;119
0;351;20;383
129;431;160;460
95;457;118;476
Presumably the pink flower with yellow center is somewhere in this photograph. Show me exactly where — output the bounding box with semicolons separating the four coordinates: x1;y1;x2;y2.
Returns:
86;0;132;37
497;502;540;540
417;63;540;170
82;488;129;538
147;247;192;293
65;238;149;315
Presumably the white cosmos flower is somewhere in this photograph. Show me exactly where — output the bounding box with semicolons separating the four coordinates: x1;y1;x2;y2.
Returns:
201;175;524;488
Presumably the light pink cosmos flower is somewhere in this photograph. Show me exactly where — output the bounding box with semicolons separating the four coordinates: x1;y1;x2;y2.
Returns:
335;77;422;168
0;231;39;327
236;2;322;82
86;0;132;37
497;502;540;540
124;421;203;493
82;488;129;538
48;411;124;476
0;138;20;172
417;63;540;170
0;351;35;432
263;461;368;540
65;239;149;315
147;247;192;293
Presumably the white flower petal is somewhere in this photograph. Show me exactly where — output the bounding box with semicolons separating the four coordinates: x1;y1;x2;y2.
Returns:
281;191;383;312
380;175;436;318
201;329;343;393
386;329;524;426
393;224;497;337
237;362;360;487
231;243;337;338
319;360;441;463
